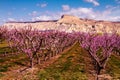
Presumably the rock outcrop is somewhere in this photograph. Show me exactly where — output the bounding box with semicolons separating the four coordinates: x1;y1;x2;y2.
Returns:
57;15;84;25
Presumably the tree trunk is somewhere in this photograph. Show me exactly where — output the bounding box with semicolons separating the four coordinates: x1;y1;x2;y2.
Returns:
38;58;41;65
36;54;41;65
30;58;34;68
96;64;103;80
48;53;50;59
44;53;48;61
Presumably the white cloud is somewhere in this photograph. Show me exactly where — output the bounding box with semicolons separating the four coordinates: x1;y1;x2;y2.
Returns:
84;0;100;6
32;15;53;21
103;5;120;21
115;0;120;4
41;3;47;7
62;5;70;11
31;6;120;21
37;3;47;8
0;19;6;25
8;18;16;21
109;16;120;21
31;7;96;21
28;11;38;16
61;7;96;19
2;19;6;22
61;6;120;21
19;19;24;21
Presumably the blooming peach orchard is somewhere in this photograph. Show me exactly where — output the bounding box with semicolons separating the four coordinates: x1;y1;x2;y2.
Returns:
0;26;120;79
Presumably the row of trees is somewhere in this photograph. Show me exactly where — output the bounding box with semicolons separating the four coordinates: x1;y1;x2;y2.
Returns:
0;26;120;79
77;33;120;79
0;27;7;42
3;27;76;68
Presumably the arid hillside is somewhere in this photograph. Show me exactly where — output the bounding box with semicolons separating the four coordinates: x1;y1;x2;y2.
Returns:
3;15;120;33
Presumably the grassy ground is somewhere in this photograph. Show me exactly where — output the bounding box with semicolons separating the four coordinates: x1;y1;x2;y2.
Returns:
0;42;120;80
106;54;120;79
0;41;29;79
37;43;88;80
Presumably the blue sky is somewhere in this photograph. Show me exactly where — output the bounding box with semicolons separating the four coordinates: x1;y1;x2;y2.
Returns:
0;0;120;25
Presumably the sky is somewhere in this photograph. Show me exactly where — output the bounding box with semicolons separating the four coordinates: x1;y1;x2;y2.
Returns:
0;0;120;25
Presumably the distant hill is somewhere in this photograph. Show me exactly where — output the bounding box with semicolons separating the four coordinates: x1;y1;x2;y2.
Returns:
3;14;120;33
6;20;57;23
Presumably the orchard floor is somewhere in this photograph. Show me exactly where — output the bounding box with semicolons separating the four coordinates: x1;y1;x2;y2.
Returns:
0;42;120;80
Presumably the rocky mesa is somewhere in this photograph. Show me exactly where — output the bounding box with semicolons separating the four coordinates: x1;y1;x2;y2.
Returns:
3;14;120;33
